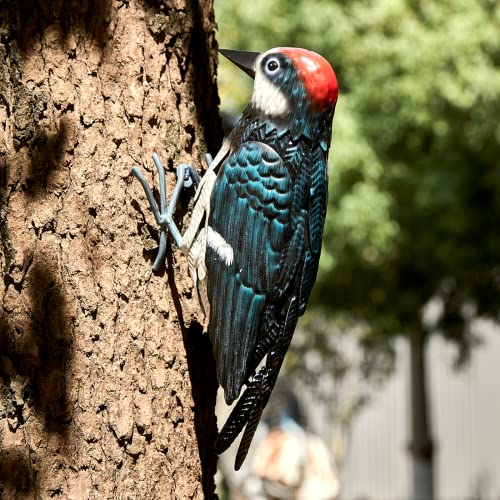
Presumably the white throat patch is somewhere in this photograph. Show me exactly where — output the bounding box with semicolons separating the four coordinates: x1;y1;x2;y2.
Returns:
251;61;290;117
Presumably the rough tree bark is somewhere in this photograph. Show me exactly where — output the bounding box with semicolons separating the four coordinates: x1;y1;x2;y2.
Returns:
0;0;221;498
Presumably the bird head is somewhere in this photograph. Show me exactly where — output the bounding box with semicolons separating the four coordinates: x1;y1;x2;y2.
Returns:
220;47;338;138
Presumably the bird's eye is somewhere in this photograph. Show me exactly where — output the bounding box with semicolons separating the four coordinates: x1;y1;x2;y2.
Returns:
266;59;280;73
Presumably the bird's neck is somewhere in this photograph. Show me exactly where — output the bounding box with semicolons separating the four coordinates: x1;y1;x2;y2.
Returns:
231;104;333;153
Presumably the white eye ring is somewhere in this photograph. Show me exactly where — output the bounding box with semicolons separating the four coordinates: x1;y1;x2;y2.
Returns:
265;58;280;74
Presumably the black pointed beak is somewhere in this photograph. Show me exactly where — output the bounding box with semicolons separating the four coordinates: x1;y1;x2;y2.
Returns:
219;49;261;79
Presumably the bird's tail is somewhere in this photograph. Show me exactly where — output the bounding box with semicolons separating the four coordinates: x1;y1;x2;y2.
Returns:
215;294;299;469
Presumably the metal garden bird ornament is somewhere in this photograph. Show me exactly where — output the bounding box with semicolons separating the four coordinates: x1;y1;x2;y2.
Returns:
132;47;338;469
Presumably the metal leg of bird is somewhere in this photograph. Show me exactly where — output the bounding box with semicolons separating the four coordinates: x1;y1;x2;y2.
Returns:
204;153;213;168
131;152;201;271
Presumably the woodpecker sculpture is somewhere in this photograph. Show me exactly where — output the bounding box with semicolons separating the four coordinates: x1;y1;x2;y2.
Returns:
132;47;338;469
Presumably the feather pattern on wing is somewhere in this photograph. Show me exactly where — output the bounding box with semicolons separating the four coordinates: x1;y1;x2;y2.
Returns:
207;141;293;404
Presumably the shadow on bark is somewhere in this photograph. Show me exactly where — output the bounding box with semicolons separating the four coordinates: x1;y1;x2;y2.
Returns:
0;449;35;496
0;160;14;270
26;119;69;198
0;261;73;435
186;0;222;155
0;0;112;54
166;248;219;500
139;0;222;156
9;85;73;198
25;118;70;199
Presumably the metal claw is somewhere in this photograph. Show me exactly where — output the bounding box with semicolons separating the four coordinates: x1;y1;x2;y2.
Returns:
131;153;200;272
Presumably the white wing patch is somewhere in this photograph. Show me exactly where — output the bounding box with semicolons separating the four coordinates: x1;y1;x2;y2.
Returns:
207;227;234;266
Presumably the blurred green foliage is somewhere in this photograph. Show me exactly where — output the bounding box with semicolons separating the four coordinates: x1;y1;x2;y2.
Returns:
215;0;500;362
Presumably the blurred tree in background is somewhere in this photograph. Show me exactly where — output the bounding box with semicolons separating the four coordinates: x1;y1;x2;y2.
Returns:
215;0;500;498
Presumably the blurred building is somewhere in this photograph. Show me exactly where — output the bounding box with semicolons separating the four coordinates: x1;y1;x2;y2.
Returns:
341;319;500;500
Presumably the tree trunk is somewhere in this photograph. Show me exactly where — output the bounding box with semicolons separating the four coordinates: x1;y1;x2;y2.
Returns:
0;0;221;497
408;328;434;500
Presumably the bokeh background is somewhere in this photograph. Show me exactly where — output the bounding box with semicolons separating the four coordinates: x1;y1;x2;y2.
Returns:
213;1;500;499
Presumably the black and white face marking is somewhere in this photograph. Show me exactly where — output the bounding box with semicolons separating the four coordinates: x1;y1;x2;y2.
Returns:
251;50;290;117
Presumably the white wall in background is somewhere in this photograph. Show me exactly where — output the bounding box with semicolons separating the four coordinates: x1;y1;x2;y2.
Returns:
341;320;500;500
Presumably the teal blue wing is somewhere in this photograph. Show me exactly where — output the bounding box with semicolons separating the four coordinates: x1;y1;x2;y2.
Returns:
206;141;293;404
299;147;328;312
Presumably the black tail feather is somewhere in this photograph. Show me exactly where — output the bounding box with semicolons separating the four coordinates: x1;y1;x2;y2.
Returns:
244;304;280;380
215;373;263;454
216;294;301;466
235;399;265;470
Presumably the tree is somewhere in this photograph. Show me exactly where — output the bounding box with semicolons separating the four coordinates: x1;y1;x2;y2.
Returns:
0;0;221;497
215;0;500;498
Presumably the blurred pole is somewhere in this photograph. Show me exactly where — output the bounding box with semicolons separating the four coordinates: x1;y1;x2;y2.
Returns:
409;329;434;500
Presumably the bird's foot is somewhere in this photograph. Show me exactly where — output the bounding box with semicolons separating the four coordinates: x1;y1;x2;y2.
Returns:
131;153;203;271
